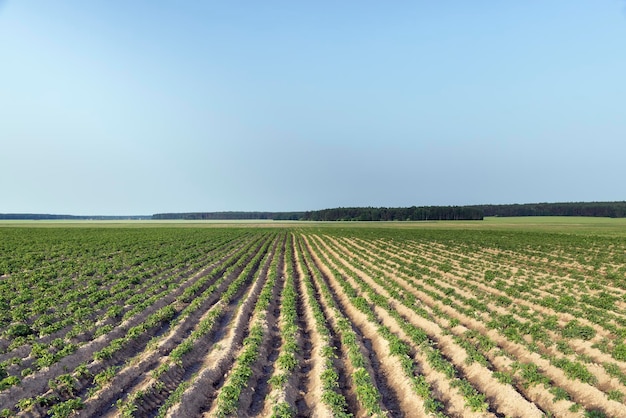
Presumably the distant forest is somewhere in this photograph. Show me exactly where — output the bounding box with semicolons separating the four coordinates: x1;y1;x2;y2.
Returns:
153;202;626;221
479;201;626;218
152;206;483;221
3;201;626;221
152;212;303;220
300;206;483;221
0;214;150;220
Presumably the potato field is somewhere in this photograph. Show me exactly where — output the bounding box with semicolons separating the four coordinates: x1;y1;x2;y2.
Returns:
1;222;626;417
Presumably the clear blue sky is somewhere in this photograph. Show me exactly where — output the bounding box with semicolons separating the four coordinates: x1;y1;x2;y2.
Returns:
2;1;625;215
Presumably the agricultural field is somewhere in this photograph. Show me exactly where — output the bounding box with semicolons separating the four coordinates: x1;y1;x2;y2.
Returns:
1;220;626;417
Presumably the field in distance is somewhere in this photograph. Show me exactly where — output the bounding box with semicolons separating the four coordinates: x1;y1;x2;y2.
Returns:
0;218;625;417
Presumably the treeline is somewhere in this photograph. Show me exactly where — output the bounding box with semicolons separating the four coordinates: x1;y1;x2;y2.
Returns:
301;206;484;221
479;202;626;218
0;214;150;220
6;201;626;222
152;212;304;220
153;206;483;221
0;214;79;220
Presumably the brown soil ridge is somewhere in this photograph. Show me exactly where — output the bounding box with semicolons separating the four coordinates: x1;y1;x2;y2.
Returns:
166;237;284;418
3;237;267;415
299;237;376;417
239;240;288;416
316;234;543;418
359;237;626;387
0;256;224;411
296;236;356;417
305;236;436;418
204;237;287;418
291;235;328;417
105;238;279;417
304;235;409;417
334;235;626;417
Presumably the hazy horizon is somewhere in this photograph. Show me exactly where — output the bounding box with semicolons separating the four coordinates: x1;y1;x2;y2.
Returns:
2;2;625;215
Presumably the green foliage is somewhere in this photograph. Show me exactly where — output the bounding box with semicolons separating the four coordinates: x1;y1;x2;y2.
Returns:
584;410;607;418
450;378;488;412
551;358;597;385
6;323;32;337
549;386;570;402
268;372;288;389
320;391;351;417
493;371;513;385
215;324;265;417
93;366;119;388
495;295;512;307
562;320;596;340
16;397;34;411
569;403;582;413
49;373;77;396
353;368;383;415
513;362;549;388
271;402;294;418
607;390;623;402
423;397;444;415
556;340;574;355
612;343;626;361
0;376;20;390
48;398;84;418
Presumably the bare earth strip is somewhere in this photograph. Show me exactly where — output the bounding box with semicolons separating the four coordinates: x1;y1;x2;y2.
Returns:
1;243;249;413
317;234;545;418
166;238;281;418
335;235;626;417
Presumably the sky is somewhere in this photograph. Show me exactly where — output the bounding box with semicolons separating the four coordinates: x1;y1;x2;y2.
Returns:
1;1;625;215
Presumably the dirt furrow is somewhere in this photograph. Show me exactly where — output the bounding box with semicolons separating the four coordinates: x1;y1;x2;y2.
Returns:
165;239;281;418
303;236;407;417
298;238;365;416
78;237;276;417
292;235;350;417
358;237;626;390
335;235;626;417
243;246;288;416
291;246;313;417
318;234;544;418
0;251;241;414
203;236;287;418
307;235;475;417
0;236;248;367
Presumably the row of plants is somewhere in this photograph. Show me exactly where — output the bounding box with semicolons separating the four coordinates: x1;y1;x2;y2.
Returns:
152;234;282;418
293;235;351;417
307;234;489;415
0;229;250;369
297;236;387;417
321;230;622;416
333;236;603;413
265;235;299;417
212;234;285;417
115;234;278;417
0;231;275;416
372;236;626;400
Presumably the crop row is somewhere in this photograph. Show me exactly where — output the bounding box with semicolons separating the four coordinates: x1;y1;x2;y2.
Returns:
2;225;625;417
